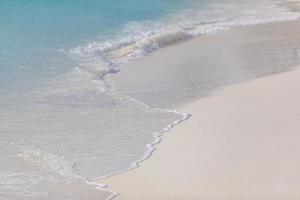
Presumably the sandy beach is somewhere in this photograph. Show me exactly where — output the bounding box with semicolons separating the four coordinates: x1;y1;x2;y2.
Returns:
2;1;300;200
102;18;300;200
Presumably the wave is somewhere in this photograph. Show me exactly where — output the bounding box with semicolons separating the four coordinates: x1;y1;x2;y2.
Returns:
69;0;299;94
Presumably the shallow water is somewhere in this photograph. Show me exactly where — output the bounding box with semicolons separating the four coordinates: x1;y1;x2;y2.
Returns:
0;0;299;199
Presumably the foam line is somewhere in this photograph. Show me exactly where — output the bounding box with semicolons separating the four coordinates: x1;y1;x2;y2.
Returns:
90;93;191;200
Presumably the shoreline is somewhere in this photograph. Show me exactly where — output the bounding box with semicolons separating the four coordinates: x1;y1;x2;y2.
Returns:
99;16;300;200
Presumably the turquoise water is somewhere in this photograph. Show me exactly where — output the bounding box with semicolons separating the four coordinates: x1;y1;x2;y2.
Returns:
0;0;201;92
0;0;299;199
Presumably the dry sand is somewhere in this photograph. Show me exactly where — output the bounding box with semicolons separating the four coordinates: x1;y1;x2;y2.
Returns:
104;66;300;200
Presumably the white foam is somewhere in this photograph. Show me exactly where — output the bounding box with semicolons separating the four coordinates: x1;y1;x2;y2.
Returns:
19;146;78;179
91;93;191;200
18;146;118;200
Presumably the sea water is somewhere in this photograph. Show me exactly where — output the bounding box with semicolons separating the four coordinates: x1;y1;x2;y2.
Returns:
0;0;299;199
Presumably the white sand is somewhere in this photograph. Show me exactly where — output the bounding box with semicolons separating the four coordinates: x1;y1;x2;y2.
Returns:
103;67;300;200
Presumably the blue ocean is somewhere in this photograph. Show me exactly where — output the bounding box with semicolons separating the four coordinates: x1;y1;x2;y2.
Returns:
0;0;299;199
